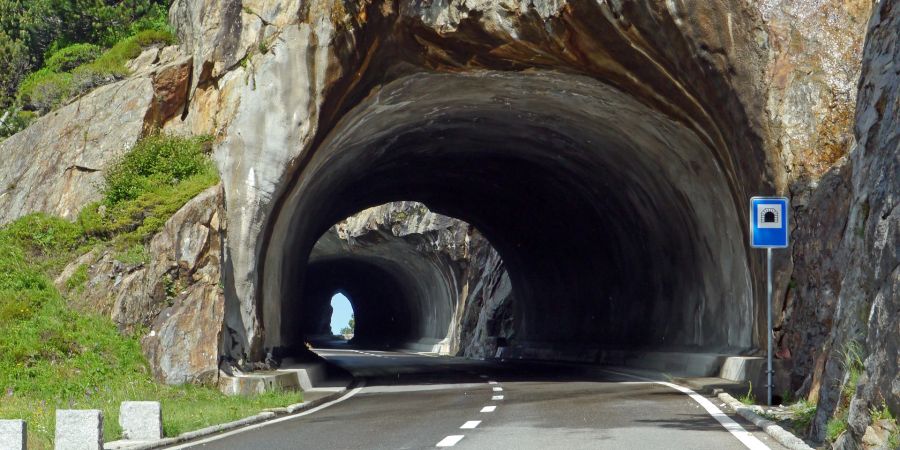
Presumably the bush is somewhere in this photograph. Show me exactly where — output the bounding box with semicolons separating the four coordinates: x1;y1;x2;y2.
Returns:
104;134;213;205
16;69;73;112
131;29;177;48
70;29;177;97
71;62;128;95
0;31;31;109
45;44;102;72
75;134;217;245
0;108;36;139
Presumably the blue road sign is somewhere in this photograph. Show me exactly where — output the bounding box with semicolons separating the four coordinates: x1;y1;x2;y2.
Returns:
750;196;789;248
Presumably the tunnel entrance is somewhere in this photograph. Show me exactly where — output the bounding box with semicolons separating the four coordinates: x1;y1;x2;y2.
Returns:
262;70;758;363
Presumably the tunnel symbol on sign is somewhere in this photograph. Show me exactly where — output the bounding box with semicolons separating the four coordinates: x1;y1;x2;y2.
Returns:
757;204;782;229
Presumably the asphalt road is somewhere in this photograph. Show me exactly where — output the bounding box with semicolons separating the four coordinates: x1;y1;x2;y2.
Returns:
173;348;789;450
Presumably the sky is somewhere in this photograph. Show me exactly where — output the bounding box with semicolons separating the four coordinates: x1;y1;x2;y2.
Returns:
330;293;354;334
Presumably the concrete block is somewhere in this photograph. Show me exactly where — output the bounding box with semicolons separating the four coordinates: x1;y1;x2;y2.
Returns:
719;356;764;382
0;420;26;450
119;401;162;441
55;409;103;450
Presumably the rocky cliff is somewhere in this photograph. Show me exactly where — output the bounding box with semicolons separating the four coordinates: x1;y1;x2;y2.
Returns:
0;0;895;447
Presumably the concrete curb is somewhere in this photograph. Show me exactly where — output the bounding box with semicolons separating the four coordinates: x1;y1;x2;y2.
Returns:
104;381;357;450
717;392;814;450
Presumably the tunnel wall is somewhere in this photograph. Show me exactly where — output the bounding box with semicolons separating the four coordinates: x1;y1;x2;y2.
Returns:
265;70;756;356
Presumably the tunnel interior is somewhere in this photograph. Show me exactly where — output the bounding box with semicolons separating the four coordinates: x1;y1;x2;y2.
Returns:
303;257;419;346
264;70;757;359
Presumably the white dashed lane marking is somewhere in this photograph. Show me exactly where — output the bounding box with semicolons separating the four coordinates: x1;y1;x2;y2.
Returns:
436;435;465;447
436;375;501;446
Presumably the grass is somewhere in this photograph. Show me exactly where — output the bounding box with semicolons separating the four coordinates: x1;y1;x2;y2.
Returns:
64;264;89;294
823;340;867;443
739;381;755;405
114;244;149;265
826;410;849;442
788;399;817;432
0;134;292;448
871;403;900;448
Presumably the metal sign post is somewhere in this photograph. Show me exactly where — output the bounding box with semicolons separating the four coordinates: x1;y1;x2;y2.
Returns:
750;196;789;406
767;247;773;406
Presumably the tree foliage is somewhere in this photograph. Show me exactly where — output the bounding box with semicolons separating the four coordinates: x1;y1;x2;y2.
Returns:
0;0;173;136
339;315;355;336
0;30;30;110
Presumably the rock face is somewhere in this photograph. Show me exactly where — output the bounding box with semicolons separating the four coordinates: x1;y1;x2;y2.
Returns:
0;0;892;438
456;232;514;359
0;47;193;225
57;186;226;384
810;2;899;446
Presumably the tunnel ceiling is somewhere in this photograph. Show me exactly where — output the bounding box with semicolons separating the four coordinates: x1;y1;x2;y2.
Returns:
263;70;757;356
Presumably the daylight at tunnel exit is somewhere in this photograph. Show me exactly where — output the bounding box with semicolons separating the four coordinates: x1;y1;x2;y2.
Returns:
0;1;897;449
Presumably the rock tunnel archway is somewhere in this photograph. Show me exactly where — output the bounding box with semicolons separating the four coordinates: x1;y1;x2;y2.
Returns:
260;70;760;360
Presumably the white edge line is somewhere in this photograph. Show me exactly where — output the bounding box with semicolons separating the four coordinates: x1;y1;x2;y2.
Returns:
165;382;367;449
436;435;465;447
600;368;770;450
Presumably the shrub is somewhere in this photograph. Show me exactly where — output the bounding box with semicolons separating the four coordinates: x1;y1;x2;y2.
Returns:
70;29;177;96
0;31;30;109
16;69;73;112
71;61;128;95
131;29;176;48
76;134;217;245
0;108;36;139
45;44;102;72
104;134;213;206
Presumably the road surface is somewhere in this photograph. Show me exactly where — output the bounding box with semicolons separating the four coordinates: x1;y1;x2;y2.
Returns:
171;347;788;450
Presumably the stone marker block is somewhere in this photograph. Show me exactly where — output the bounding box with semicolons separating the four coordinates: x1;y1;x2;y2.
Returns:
55;409;103;450
0;420;26;450
119;401;162;441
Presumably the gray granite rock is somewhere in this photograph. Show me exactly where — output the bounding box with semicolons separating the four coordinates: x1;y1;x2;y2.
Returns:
119;401;163;441
54;410;103;450
0;420;26;450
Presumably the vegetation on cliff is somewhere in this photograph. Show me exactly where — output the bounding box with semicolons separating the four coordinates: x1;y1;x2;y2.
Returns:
0;135;299;448
0;1;175;138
